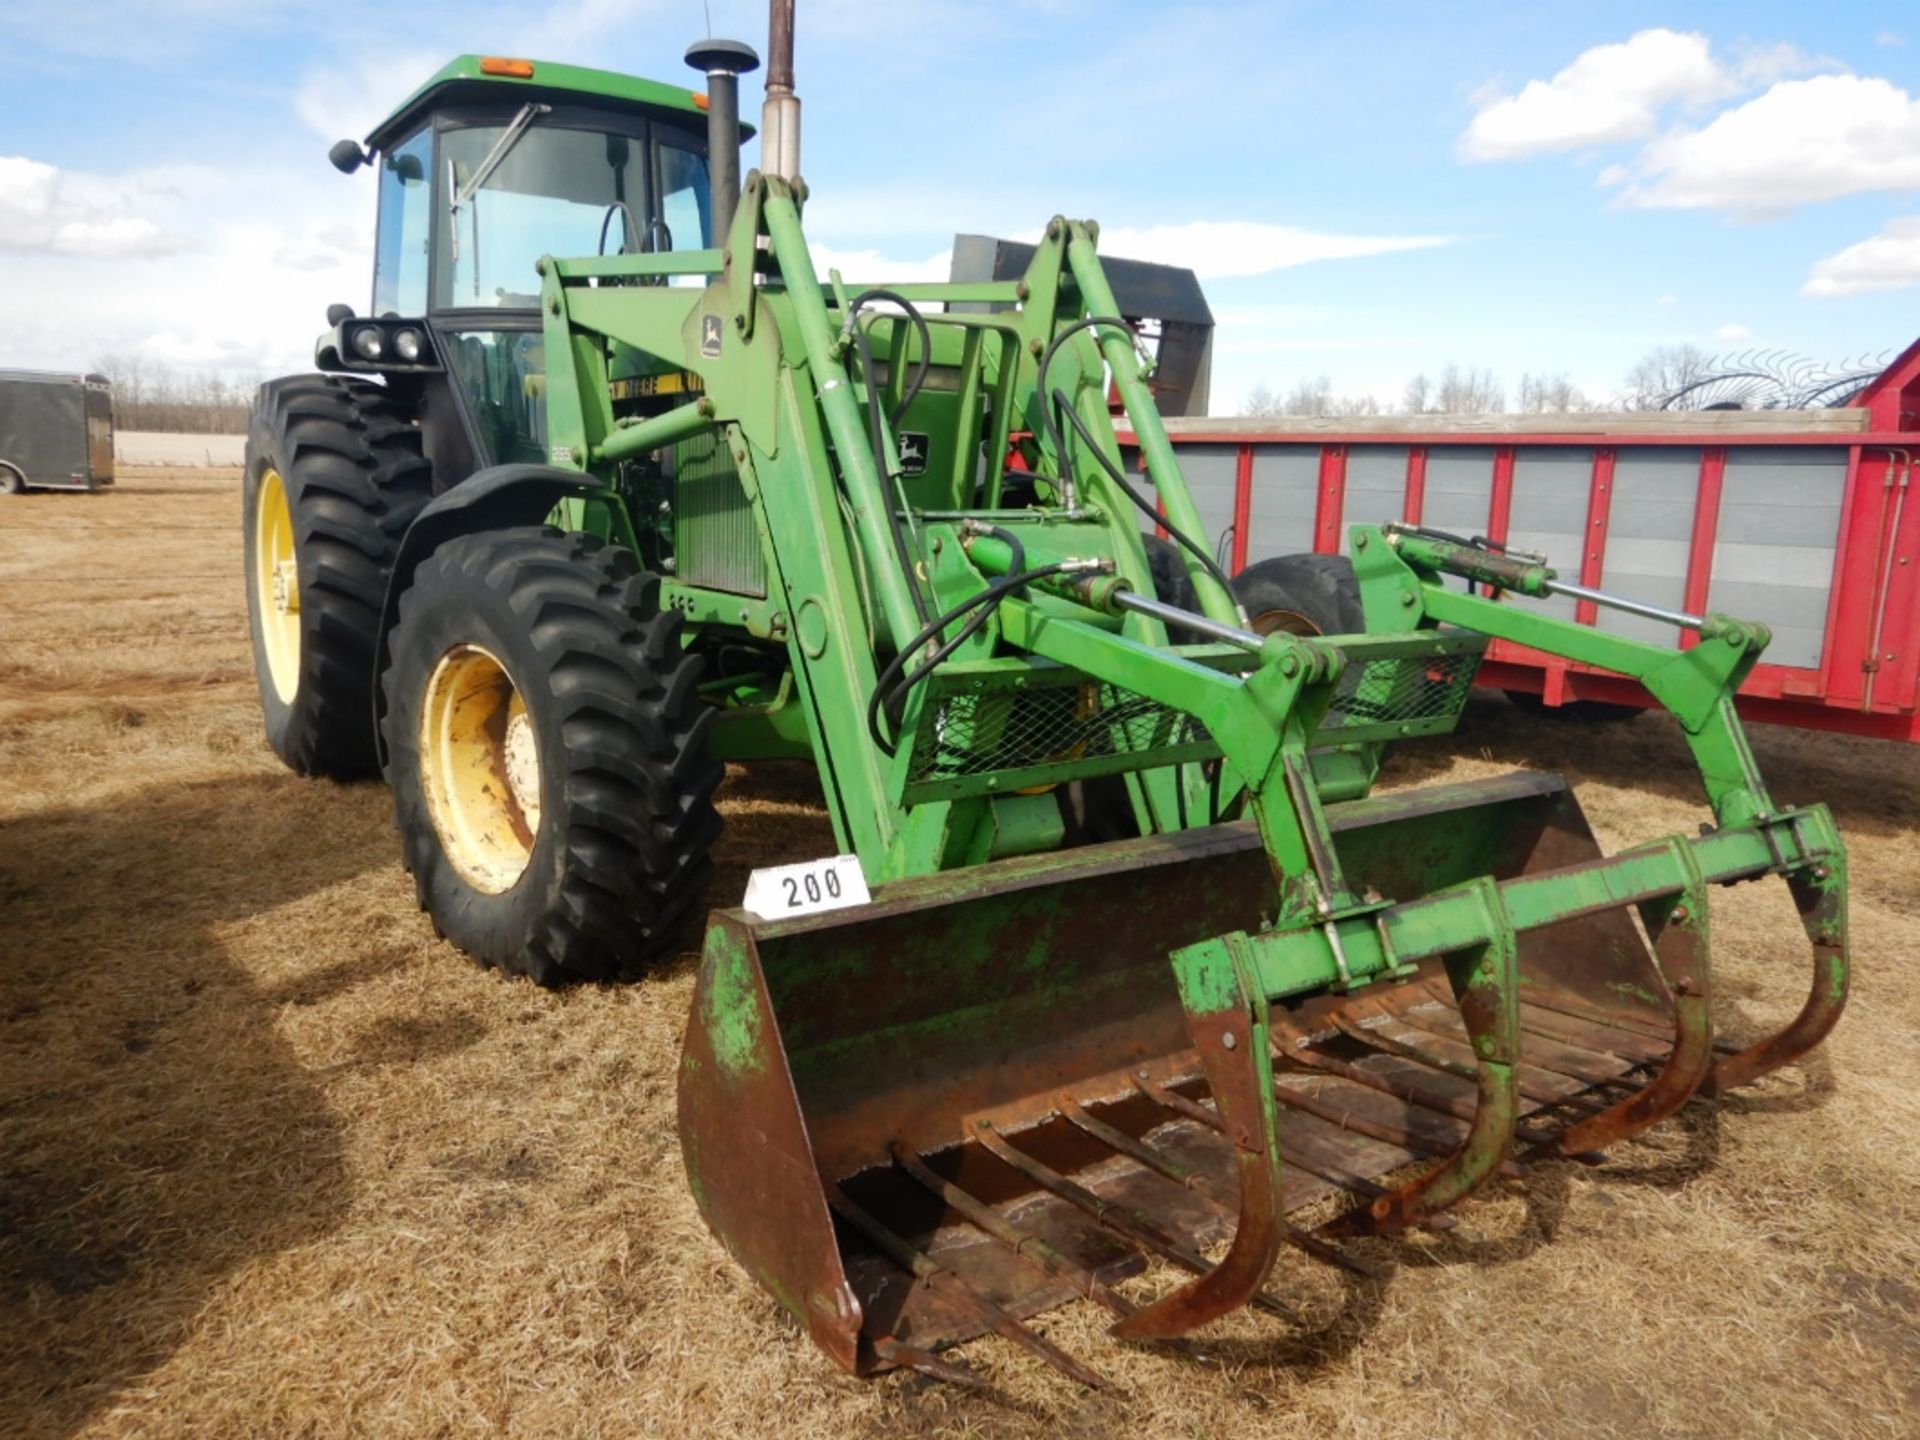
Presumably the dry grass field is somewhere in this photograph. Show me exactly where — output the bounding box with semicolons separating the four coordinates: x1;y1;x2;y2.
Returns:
3;467;1917;1439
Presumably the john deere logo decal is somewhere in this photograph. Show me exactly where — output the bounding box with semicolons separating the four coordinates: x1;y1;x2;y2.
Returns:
897;431;930;476
700;314;724;358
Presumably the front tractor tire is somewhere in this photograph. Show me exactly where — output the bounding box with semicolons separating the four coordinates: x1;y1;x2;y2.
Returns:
1231;553;1363;637
381;528;724;985
244;375;434;777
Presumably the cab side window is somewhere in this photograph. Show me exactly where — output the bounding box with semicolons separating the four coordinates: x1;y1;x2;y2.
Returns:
372;127;432;317
657;140;711;253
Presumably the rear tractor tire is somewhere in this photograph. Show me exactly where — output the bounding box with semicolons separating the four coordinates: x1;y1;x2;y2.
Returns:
243;375;434;778
1231;553;1363;637
380;527;724;985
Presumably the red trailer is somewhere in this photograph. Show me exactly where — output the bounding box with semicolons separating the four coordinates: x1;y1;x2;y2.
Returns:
1123;341;1920;742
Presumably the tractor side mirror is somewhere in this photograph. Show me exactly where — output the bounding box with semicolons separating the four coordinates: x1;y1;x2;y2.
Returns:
329;139;368;174
326;303;356;327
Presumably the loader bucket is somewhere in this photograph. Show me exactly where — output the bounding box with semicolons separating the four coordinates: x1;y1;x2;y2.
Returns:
678;768;1842;1382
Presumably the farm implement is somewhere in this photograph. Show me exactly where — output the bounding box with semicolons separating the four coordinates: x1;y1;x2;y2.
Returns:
242;15;1850;1386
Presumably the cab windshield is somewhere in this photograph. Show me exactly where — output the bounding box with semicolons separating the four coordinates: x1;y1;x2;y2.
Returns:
435;116;711;308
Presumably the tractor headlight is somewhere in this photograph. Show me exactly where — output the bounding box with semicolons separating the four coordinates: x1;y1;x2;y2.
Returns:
350;325;384;361
393;327;423;363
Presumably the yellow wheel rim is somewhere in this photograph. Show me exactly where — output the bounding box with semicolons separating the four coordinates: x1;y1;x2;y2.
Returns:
1248;607;1324;638
253;467;301;702
419;644;542;894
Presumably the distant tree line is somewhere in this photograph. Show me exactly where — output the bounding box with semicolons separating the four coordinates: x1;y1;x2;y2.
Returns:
89;355;262;433
1244;344;1718;417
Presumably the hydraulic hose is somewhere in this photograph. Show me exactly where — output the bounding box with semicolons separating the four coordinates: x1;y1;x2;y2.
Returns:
1034;316;1239;609
866;532;1074;756
846;288;936;630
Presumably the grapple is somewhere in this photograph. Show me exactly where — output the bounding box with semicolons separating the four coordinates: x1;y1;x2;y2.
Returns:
678;525;1849;1385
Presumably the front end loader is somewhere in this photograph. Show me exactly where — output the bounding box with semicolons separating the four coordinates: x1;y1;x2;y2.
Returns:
244;35;1850;1388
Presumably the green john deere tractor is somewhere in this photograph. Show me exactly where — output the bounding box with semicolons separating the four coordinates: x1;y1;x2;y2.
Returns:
244;30;1850;1387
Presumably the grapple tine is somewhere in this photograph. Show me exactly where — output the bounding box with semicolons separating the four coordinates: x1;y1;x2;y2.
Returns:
971;1119;1301;1329
1707;862;1849;1094
1103;1084;1385;1272
1107;934;1289;1341
1321;878;1521;1238
1536;840;1715;1157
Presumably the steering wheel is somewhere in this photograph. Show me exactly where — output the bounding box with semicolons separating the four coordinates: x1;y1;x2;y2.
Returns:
597;201;643;258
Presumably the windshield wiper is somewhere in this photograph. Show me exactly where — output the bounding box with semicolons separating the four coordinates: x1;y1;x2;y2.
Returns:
448;101;551;266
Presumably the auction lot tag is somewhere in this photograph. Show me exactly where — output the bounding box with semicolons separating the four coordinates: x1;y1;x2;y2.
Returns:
743;854;871;920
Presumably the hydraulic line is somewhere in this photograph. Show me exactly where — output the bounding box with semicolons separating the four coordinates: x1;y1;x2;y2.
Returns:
866;527;1077;755
1034;316;1241;613
846;288;936;629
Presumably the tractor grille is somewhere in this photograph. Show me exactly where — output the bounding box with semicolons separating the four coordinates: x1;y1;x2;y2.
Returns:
674;429;765;597
1316;644;1483;739
902;674;1220;803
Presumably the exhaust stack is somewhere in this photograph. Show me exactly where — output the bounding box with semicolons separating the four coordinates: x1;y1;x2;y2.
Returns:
685;38;759;241
761;0;800;180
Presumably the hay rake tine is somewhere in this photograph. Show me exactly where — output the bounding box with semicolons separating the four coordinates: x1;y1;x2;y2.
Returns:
826;1187;1108;1389
1059;1094;1380;1276
969;1120;1302;1327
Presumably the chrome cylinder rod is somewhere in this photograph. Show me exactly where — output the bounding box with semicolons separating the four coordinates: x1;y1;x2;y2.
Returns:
1113;589;1267;653
1541;578;1705;631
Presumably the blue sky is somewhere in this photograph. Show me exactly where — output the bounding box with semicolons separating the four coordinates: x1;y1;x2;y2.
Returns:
3;0;1918;410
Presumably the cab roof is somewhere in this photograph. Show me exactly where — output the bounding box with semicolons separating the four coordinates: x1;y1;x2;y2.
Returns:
366;55;747;152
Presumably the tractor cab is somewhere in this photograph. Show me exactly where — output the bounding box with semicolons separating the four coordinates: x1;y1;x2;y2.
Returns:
324;56;734;474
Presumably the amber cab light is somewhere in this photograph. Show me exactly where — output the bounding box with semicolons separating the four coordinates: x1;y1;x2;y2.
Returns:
479;56;536;78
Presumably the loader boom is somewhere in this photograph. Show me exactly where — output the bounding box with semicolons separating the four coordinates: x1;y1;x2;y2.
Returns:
486;169;1853;1374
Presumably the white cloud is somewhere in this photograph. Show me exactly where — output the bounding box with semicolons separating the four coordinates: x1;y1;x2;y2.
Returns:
294;49;446;142
1091;220;1452;278
1803;217;1920;297
1458;29;1730;161
0;159;380;380
1616;75;1920;212
293;0;670;143
807;220;1451;287
1715;323;1753;341
1877;31;1906;48
0;155;203;258
805;243;953;284
1655;293;1680;307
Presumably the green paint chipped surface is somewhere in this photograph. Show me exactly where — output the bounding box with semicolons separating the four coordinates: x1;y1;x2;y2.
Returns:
701;929;768;1079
